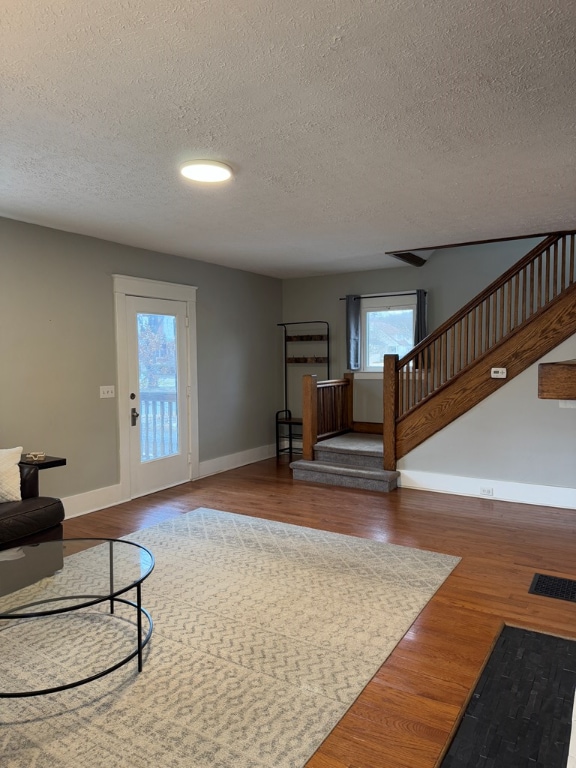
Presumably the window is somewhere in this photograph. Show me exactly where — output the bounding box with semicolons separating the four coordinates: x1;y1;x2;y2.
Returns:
361;295;417;371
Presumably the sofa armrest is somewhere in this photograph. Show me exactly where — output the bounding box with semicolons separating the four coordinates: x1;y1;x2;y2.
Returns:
19;463;39;499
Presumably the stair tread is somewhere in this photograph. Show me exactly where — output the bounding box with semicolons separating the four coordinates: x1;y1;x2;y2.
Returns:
314;434;383;457
315;446;383;458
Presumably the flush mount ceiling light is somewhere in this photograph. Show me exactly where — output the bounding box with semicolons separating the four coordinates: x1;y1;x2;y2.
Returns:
180;160;233;183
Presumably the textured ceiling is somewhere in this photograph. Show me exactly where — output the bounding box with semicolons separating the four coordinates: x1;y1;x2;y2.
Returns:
2;0;575;278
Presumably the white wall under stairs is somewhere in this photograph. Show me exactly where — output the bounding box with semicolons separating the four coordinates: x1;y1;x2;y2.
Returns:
398;334;576;509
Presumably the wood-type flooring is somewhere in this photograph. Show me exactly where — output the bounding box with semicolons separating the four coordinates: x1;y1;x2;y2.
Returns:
63;457;576;768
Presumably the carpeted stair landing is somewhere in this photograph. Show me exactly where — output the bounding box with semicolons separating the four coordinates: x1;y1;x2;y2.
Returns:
290;433;400;492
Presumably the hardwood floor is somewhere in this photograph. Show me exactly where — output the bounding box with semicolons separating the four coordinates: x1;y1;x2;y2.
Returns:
64;457;576;768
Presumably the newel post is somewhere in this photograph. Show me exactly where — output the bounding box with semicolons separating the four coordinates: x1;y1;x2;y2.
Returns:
383;354;398;470
302;374;318;460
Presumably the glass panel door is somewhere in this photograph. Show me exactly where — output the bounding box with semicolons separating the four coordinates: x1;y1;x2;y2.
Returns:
126;296;190;498
136;312;179;461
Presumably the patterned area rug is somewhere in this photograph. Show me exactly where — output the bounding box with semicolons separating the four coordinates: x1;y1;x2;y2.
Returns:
1;508;460;767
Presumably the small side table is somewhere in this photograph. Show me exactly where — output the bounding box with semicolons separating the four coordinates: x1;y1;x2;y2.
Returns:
19;455;67;470
19;455;66;495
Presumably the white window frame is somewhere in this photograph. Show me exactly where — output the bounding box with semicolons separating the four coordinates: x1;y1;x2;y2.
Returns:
360;294;418;373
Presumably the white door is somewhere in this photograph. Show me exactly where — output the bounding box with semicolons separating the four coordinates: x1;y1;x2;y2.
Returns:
126;296;190;498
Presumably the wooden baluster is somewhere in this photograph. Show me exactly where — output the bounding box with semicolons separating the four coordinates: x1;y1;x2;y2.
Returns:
433;339;438;392
462;313;468;367
545;246;551;304
537;251;543;310
412;357;417;409
474;306;479;360
561;236;566;292
498;286;505;342
505;281;511;337
482;298;489;354
570;235;575;284
553;239;559;297
513;273;519;330
455;319;462;374
477;301;483;355
406;359;412;410
528;261;536;317
521;266;528;324
383;355;398;471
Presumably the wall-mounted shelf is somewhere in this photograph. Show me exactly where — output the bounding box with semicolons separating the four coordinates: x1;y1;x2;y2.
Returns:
538;360;576;399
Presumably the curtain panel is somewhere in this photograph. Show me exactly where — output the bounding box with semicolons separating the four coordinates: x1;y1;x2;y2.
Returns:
345;294;361;371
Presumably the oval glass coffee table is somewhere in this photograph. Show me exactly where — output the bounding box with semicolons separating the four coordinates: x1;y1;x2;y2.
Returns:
0;538;154;698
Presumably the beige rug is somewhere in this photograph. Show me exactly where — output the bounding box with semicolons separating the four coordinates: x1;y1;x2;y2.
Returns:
0;508;460;767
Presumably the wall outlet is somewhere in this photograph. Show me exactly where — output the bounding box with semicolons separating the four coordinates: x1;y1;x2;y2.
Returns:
480;487;494;496
100;385;115;398
491;368;507;379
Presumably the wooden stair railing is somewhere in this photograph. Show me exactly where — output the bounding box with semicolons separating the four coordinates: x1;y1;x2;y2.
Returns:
383;231;576;469
302;374;354;460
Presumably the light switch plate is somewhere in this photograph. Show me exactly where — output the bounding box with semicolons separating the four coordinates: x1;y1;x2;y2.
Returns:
100;385;115;398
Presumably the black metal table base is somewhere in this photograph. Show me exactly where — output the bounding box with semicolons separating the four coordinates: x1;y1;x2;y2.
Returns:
1;593;153;698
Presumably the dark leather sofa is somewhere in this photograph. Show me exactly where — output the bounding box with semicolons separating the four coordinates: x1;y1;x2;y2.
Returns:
0;463;65;551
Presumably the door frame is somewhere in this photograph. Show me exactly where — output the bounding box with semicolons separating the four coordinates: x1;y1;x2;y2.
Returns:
113;275;199;500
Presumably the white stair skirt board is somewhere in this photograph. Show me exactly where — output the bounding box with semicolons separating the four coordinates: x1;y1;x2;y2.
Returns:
399;470;576;510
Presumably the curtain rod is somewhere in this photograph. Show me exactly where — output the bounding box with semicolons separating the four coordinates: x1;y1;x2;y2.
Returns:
338;290;425;300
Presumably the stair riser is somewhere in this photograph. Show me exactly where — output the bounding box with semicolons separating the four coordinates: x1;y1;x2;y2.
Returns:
292;467;398;492
314;449;383;470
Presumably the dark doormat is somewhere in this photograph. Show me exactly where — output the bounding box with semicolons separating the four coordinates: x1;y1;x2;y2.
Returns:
439;626;576;768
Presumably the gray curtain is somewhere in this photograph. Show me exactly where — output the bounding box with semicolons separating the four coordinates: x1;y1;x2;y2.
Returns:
346;294;361;370
414;289;428;345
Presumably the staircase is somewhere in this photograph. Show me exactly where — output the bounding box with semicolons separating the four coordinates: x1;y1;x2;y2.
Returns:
290;230;576;492
290;434;400;492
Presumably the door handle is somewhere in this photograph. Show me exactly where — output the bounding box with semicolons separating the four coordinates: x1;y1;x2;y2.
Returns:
131;407;140;426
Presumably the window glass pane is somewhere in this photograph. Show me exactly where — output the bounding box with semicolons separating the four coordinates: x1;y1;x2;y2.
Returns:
136;313;179;462
366;308;415;366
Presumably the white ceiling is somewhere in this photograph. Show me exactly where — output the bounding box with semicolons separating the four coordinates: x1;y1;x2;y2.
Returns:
2;0;575;278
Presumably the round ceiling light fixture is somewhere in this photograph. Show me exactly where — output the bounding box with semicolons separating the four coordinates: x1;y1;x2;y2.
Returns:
180;160;233;183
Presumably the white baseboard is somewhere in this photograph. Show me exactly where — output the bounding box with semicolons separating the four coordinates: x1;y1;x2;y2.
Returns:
61;444;278;518
198;444;276;478
61;484;127;519
399;469;576;509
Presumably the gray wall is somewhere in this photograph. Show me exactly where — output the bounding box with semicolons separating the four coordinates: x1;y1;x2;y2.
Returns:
283;239;542;375
0;217;283;497
282;239;541;418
